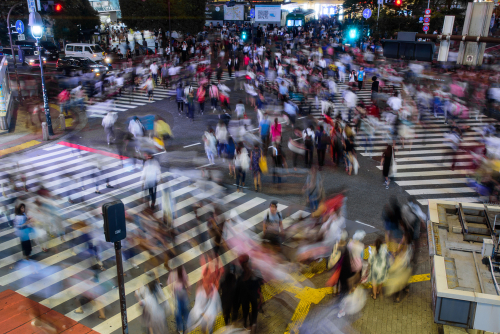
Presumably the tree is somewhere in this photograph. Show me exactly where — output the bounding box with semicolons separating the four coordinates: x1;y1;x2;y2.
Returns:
119;0;206;37
47;0;100;42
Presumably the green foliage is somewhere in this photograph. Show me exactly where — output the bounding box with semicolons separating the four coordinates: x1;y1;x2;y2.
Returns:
47;0;100;42
119;0;206;36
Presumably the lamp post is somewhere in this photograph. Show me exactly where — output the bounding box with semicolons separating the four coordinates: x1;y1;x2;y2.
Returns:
30;12;54;136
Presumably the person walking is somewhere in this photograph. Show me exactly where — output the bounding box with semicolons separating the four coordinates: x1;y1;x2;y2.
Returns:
13;203;33;260
209;83;219;112
215;120;228;159
176;83;185;115
304;166;323;211
235;143;249;192
381;144;394;189
263;200;283;247
196;85;206;115
202;127;217;164
227;58;233;78
368;238;389;300
187;87;195;122
259;114;270;152
235;254;261;332
357;66;365;91
167;266;190;334
270;118;281;144
150;61;159;86
303;125;315;168
315;125;328;169
141;154;161;209
142;76;154;102
102;112;117;145
250;144;262;192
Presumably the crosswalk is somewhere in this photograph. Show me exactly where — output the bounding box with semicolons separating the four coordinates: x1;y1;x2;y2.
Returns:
85;71;235;118
0;143;306;332
356;114;495;206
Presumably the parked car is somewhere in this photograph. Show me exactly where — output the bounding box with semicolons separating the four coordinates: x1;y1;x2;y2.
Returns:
56;56;111;76
0;47;46;69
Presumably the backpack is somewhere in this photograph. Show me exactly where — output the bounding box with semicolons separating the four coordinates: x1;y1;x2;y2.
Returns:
266;212;282;223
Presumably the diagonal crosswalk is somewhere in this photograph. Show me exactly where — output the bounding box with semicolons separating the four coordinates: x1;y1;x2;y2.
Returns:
85;72;235;118
0;143;306;332
356;114;496;206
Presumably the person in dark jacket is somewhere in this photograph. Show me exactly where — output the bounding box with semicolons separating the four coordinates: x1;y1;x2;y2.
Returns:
176;83;184;114
315;125;328;168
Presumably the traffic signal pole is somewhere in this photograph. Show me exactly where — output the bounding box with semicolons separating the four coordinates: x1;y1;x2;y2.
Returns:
7;3;23;105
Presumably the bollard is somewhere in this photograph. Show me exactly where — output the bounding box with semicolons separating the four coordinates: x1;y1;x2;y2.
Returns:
59;113;66;131
41;122;49;141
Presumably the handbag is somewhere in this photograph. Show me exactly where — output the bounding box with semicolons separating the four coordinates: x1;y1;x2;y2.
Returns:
328;243;341;269
259;154;268;174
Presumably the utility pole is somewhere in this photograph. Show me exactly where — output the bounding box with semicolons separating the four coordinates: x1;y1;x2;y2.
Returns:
7;3;23;105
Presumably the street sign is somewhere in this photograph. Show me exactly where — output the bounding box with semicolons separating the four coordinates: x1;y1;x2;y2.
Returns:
425;8;431;15
15;20;24;35
363;8;372;19
466;55;474;62
419;17;423;21
249;8;255;18
0;47;3;52
423;23;430;26
378;0;383;4
424;14;431;18
18;34;25;41
27;0;36;13
423;25;429;32
424;17;430;23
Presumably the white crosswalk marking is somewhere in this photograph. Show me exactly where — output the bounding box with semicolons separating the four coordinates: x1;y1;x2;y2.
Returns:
0;143;307;332
355;106;496;205
84;71;234;118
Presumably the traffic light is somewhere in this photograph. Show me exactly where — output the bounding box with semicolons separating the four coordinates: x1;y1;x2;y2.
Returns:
395;0;402;5
241;30;247;41
349;28;357;39
55;3;62;11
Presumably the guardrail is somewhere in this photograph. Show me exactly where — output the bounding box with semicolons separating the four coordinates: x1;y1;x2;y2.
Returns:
0;56;12;131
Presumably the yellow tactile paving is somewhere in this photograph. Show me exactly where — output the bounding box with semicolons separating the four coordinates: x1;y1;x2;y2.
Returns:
0;140;40;157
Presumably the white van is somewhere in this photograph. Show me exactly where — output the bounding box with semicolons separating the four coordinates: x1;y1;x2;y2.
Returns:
65;43;105;61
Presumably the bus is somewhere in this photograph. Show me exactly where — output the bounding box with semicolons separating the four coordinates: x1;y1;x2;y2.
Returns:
285;9;315;31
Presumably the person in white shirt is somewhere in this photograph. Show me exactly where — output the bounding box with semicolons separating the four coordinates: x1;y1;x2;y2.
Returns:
102;112;117;145
141;154;162;209
150;61;158;85
344;87;358;123
387;92;402;112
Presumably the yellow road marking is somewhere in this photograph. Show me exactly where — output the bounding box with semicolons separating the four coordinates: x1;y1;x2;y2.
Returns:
0;140;40;157
198;248;430;333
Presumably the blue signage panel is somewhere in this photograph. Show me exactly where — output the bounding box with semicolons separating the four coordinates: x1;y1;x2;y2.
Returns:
362;8;372;19
15;20;24;34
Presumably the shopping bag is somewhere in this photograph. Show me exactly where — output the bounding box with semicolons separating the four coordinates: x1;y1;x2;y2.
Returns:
390;151;397;177
353;156;359;175
153;136;164;149
328;243;341;269
259;156;268;174
326;265;342;287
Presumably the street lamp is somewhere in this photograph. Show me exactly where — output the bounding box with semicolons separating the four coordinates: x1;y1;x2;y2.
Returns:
29;12;54;136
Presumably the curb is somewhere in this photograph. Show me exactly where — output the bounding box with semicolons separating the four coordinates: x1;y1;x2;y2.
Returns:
0;111;88;158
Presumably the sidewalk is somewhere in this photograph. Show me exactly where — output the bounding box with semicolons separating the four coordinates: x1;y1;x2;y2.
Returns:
297;233;438;334
0;99;86;158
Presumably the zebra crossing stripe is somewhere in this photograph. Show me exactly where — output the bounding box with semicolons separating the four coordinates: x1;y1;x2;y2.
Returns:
58;142;129;160
396;178;468;186
91;205;288;333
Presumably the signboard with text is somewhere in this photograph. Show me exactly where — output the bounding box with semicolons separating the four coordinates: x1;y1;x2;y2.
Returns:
255;5;281;22
205;5;224;21
224;4;244;21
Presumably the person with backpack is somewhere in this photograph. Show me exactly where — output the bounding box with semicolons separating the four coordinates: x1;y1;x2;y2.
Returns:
263;200;283;247
303;125;315;168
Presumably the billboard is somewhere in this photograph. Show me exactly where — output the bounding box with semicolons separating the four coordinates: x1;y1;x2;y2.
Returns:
205;5;224;21
224;5;245;21
255;5;281;22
